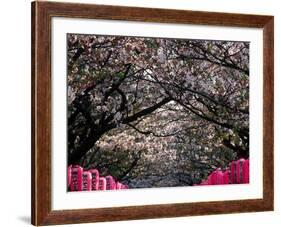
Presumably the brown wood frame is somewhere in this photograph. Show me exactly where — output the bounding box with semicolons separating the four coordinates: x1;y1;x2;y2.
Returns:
31;1;274;226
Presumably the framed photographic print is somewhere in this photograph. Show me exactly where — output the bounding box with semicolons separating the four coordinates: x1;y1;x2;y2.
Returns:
31;1;274;226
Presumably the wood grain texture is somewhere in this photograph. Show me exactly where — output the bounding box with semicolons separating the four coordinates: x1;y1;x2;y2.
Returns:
262;17;274;210
32;1;52;225
31;1;274;226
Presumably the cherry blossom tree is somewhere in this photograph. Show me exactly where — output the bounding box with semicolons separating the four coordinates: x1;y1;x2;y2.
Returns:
67;34;249;187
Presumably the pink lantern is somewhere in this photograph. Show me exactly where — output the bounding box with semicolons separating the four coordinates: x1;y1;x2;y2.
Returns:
236;159;245;183
116;182;122;190
216;170;224;185
69;165;83;191
106;176;116;190
98;177;106;190
208;170;218;185
82;171;92;191
230;161;236;184
242;159;249;183
121;184;128;189
67;165;72;187
90;169;99;190
223;170;230;184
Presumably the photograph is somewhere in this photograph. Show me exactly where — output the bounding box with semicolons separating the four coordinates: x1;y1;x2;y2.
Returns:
30;1;274;225
67;34;250;191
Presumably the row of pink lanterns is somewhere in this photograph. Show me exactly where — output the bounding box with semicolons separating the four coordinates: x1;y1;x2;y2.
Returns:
194;159;249;186
68;159;249;190
68;165;128;191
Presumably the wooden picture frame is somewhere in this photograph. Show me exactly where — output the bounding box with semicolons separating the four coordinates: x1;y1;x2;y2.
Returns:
31;1;274;226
